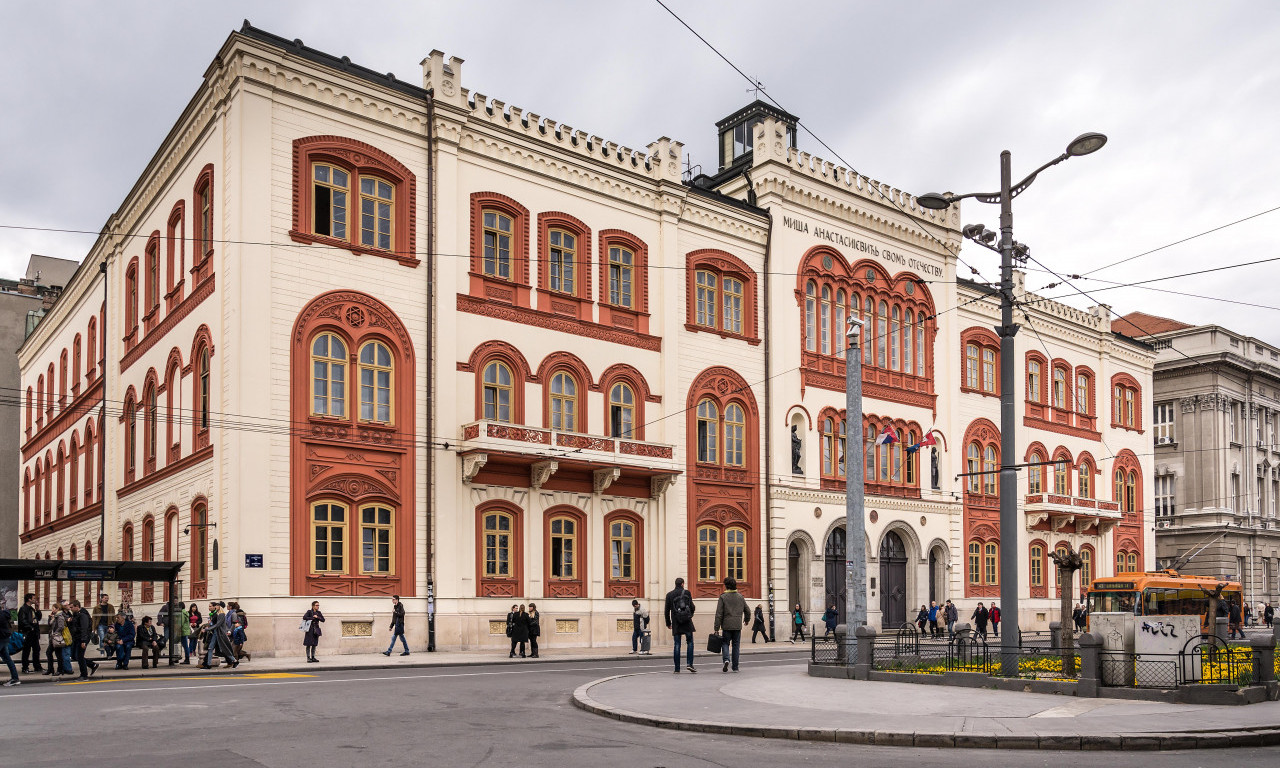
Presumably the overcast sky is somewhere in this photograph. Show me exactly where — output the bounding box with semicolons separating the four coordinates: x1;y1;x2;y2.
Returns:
2;1;1277;342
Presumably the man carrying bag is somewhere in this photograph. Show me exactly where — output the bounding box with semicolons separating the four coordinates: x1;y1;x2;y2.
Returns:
712;576;751;673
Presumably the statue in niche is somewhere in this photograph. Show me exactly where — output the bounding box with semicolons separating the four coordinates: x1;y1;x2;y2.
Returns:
930;447;940;490
791;425;803;474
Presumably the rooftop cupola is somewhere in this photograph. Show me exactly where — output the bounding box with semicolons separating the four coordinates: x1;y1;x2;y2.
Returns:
716;100;797;172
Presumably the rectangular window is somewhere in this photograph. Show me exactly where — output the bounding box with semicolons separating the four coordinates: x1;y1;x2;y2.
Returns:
483;211;512;279
726;527;746;582
968;542;981;585
1125;389;1135;427
966;344;979;389
312;503;347;574
981;349;995;393
360;505;393;574
359;177;394;251
610;520;634;580
1027;361;1041;401
698;526;719;582
1153;402;1174;444
1030;545;1043;587
985;543;998;585
1053;369;1067;409
1230;402;1239;442
549;517;576;579
1076;374;1089;415
1155;475;1174;517
483;512;512;578
312;164;349;239
549;230;576;294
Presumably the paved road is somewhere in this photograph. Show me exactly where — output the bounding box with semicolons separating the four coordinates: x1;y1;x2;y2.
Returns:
3;650;1277;766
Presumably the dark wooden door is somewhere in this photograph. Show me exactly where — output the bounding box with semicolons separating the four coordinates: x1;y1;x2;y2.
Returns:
824;526;847;624
879;531;907;628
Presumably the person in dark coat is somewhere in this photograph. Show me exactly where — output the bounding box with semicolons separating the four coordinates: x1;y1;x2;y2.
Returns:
136;616;162;669
1265;603;1275;629
508;605;530;658
202;602;237;669
915;605;928;635
527;603;541;658
970;602;990;640
18;592;43;674
664;577;697;673
751;604;769;643
1227;600;1244;640
821;605;839;639
67;599;99;680
115;615;137;669
382;595;408;656
303;601;325;662
788;604;806;643
506;604;519;657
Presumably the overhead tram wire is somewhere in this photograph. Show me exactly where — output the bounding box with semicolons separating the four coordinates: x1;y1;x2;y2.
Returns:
649;0;992;285
1077;203;1280;277
1032;254;1280;305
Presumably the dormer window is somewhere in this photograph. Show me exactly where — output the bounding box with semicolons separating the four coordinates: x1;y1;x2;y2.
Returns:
715;100;798;171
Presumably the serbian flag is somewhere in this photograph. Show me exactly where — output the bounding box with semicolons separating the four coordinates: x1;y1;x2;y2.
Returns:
906;431;938;455
875;425;899;446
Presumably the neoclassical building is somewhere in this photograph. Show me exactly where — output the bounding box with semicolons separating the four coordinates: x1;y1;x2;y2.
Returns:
15;22;1154;655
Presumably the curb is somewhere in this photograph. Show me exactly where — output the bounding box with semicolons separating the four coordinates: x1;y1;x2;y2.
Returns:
570;674;1280;751
19;645;807;685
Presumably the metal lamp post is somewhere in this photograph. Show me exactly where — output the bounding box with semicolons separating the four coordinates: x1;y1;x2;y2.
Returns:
845;315;867;663
918;133;1106;676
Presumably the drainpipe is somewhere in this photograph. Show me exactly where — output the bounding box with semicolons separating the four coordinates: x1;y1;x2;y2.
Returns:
750;168;777;641
425;89;437;651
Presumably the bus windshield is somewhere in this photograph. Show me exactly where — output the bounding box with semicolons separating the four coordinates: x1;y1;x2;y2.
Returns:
1089;590;1137;614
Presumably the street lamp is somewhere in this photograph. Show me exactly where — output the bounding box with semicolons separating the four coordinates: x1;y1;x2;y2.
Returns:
844;315;867;664
919;132;1107;676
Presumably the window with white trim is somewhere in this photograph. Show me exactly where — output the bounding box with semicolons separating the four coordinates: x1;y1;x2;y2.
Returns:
1153;402;1174;445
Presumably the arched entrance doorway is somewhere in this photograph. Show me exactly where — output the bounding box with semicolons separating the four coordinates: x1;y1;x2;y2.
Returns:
879;530;908;628
787;541;802;611
823;526;847;624
928;548;939;604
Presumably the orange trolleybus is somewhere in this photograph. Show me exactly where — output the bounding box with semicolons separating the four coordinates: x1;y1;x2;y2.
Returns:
1087;570;1243;633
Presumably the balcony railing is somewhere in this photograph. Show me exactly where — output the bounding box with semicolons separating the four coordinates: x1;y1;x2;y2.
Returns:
459;420;679;471
1025;493;1121;532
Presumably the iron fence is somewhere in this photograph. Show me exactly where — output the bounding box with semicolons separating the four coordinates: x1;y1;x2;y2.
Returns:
811;635;842;665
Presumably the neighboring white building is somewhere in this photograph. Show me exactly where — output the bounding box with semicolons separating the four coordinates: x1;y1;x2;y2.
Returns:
15;22;1155;655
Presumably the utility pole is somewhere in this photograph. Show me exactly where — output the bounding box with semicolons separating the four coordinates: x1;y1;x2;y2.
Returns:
995;150;1021;676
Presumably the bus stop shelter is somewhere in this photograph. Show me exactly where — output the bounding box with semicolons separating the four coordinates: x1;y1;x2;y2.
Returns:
0;559;186;666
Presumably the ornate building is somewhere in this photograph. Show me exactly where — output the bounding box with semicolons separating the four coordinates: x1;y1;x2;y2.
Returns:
15;22;1155;655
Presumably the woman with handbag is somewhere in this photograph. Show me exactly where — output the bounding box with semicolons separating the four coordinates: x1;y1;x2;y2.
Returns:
508;605;530;658
788;604;806;643
302;601;324;662
184;604;201;663
751;605;770;643
505;604;518;658
45;603;72;678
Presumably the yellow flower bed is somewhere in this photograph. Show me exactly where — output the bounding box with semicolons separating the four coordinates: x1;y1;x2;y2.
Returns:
876;654;1078;678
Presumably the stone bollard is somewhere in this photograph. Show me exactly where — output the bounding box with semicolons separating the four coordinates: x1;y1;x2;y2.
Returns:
1216;616;1229;645
1049;620;1061;650
1077;632;1102;697
853;625;876;680
834;623;848;664
1250;636;1275;684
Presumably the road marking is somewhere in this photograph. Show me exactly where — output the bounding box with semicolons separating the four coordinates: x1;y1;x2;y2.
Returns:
0;656;808;699
57;672;315;686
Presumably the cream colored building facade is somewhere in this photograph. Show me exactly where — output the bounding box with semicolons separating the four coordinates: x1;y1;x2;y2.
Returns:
16;23;1154;656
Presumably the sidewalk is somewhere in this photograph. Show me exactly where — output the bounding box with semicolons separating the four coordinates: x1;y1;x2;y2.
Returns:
572;663;1280;750
11;639;805;686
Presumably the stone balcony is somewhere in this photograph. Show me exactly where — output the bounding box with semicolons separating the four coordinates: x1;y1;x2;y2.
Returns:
1024;493;1122;534
457;420;681;497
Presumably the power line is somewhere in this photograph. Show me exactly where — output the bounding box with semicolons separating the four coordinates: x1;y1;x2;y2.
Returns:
1034;254;1280;304
1078;204;1280;277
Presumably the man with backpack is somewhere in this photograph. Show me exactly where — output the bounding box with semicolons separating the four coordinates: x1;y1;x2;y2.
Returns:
664;577;697;674
67;599;99;680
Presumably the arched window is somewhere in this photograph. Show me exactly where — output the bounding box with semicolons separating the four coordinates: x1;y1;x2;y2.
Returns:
548;371;579;432
696;399;719;463
697;525;719;582
1027;358;1043;403
904;428;916;485
59;349;68;403
483;510;513;578
359;504;394;574
69;436;79;512
605;512;643;597
984;542;999;585
1126;471;1137;513
72;335;81;396
1116;551;1126;574
1114;469;1125;505
55;444;65;515
141;516;156;601
1080;547;1093;588
1053;457;1069;495
122;522;135;562
876;300;888;368
194;166;214;273
1029;543;1045;589
477;504;522;596
358;176;394;251
822;417;836;477
1055;544;1068;593
699;270;719;328
890;304;900;369
967;443;982;494
191;500;208;598
36;375;44;428
1111;374;1142;430
145;233;161;319
482;209;513;279
966;344;979;389
294;140;413;264
124;394;138;481
726;527;747;581
724;403;745;467
311;332;347;418
167;202;185;306
968;541;981;585
609;383;634;438
804;281;817;352
83;424;94;504
125;260;139;336
1076;373;1090;415
1128;552;1138;572
820;285;832;354
312;501;347;574
87;316;98;380
144;382;158;471
1028;451;1045;494
24;387;32;436
902;305;912;373
1053;367;1068;409
982;446;998;495
358;340;393;424
197;346;210;433
1079;460;1093;498
483;361;513;423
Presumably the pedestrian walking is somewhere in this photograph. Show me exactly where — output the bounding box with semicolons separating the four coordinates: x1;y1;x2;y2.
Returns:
302;601;324;663
990;603;1001;638
67;599;99;680
630;599;650;654
970;602;990;640
751;604;770;643
713;577;751;673
1228;600;1244;640
664;577;697;673
944;600;958;638
92;594;114;655
915;605;928;635
382;595;409;656
927;601;940;638
45;603;72;678
1265;603;1274;629
788;603;806;643
115;613;137;669
0;603;19;686
1243;602;1253;628
527;603;541;658
1072;603;1085;632
18;593;43;674
136;616;162;669
821;604;839;639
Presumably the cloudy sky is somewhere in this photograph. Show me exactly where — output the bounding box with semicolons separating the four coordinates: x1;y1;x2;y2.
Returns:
2;1;1277;342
